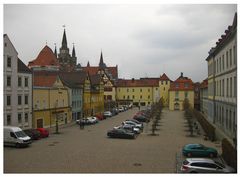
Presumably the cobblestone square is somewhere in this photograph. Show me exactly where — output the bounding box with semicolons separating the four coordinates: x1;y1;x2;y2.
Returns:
4;107;221;173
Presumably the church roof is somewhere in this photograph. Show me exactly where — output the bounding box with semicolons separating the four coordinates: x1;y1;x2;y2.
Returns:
28;45;60;68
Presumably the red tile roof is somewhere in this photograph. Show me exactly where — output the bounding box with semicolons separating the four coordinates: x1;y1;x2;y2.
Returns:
200;79;208;89
116;78;159;87
159;73;171;81
169;74;194;91
28;45;59;68
82;66;118;79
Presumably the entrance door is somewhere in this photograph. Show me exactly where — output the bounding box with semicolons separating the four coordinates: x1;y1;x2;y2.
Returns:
37;119;43;128
174;103;180;110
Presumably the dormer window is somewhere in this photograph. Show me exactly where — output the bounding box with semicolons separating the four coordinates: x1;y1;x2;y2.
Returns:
175;83;179;88
184;83;189;88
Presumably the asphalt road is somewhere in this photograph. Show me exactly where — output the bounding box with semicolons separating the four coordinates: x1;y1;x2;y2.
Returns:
4;107;222;173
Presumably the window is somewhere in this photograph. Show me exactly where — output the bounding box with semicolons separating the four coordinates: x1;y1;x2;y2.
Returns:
140;95;142;99
216;60;218;73
219;57;221;72
176;83;179;88
185;92;188;98
18;113;22;124
184;83;189;88
25;95;28;105
219;80;221;96
233;46;236;65
227;78;229;97
234;76;237;97
24;77;28;87
24;113;28;123
229;110;232;131
127;95;129;99
18;95;22;105
18;77;22;87
222;55;224;71
7;114;11;125
222;79;224;97
165;81;168;85
132;89;134;92
229;49;232;67
140;89;142;92
7;56;11;68
175;92;179;98
148;95;150;99
226;51;229;68
127;89;129;92
4;42;7;47
132;95;135;99
230;78;232;97
7;76;11;87
155;87;158;90
123;95;125;99
7;95;11;106
226;109;229;129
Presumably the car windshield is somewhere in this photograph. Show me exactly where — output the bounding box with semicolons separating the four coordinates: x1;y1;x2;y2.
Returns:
15;131;27;138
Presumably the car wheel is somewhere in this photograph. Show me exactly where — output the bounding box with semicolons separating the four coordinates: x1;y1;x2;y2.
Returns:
187;152;192;157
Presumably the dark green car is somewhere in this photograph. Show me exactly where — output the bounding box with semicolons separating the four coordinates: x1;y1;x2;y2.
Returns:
182;144;218;158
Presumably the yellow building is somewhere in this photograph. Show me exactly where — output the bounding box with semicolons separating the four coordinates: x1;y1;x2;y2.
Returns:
169;73;194;111
159;73;171;107
33;71;71;128
116;78;159;106
90;74;104;115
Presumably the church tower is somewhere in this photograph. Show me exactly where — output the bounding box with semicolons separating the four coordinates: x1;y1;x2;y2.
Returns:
57;27;77;71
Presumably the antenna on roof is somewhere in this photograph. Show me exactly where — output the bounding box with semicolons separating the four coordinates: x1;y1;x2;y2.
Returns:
46;40;47;45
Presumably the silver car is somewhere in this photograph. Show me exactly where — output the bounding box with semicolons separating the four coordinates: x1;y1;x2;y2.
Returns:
181;158;235;173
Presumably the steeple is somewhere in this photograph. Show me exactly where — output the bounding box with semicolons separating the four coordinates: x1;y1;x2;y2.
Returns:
61;27;68;49
72;43;76;58
87;61;90;67
54;43;57;57
99;50;106;68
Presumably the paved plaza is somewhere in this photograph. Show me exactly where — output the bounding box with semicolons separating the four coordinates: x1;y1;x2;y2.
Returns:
4;107;222;173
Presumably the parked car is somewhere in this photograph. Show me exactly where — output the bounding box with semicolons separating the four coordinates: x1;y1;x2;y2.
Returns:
95;113;104;120
36;128;49;138
4;126;32;147
133;115;149;122
87;117;98;124
107;129;136;139
182;144;218;157
111;108;119;116
122;120;143;130
126;119;142;125
23;129;41;140
181;158;235;173
104;111;112;118
118;107;124;112
114;124;141;134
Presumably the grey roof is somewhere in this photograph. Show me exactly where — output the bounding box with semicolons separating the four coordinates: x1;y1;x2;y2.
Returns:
18;58;32;74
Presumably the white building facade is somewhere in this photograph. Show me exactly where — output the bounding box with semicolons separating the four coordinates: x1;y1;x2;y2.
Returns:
206;13;237;144
4;34;33;129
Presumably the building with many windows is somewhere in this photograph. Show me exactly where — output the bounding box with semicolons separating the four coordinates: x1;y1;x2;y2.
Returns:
4;34;33;129
115;78;159;106
206;13;237;143
169;73;194;111
200;78;208;118
159;73;171;106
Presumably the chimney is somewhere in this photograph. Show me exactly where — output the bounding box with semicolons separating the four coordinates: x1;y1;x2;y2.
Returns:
181;72;183;77
132;78;135;82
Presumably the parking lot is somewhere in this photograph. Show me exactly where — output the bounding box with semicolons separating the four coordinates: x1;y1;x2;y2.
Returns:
4;107;222;173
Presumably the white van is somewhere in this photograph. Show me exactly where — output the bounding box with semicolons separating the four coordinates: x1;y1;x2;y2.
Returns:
4;126;32;147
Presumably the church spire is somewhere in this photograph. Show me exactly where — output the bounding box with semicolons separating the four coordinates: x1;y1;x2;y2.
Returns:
87;61;90;67
99;50;106;68
61;26;68;49
72;43;76;57
54;43;57;57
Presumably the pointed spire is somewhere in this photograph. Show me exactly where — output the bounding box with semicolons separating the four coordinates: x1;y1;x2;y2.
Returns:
54;43;57;57
99;50;106;68
87;61;90;67
72;43;76;57
61;26;67;49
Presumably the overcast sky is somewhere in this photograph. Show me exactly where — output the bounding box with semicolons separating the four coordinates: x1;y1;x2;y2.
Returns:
4;4;237;82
